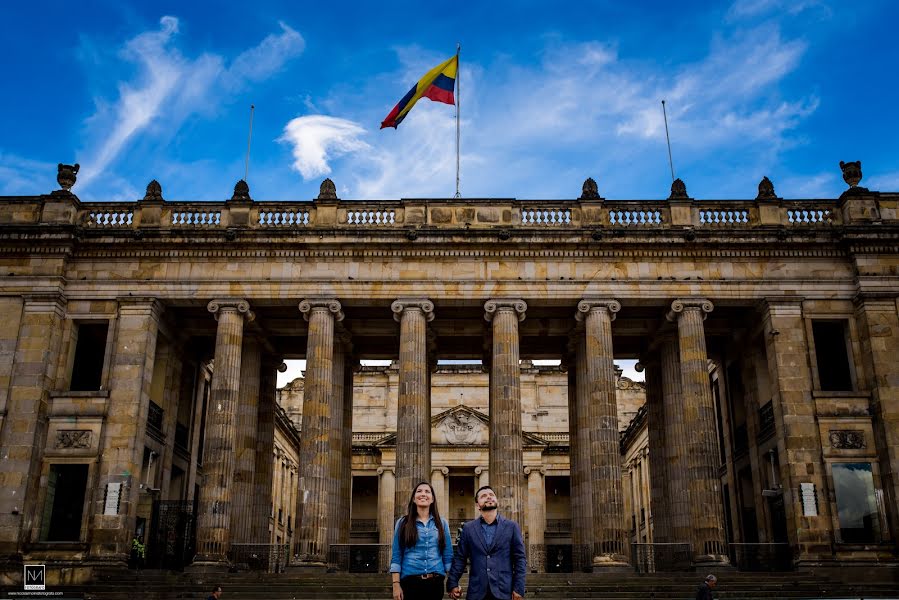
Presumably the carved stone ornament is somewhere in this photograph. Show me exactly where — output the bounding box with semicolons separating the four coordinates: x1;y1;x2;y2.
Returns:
484;299;527;322
57;163;80;191
829;430;866;450
437;412;486;445
757;176;776;200
318;178;338;200
575;298;621;322
580;177;600;200
839;161;862;188
668;178;688;199
391;298;435;322
143;180;164;202
207;298;255;323
299;298;344;322
56;430;92;449
231;179;251;201
666;298;714;322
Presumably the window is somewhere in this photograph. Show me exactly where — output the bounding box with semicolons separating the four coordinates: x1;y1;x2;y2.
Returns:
832;462;881;543
69;322;109;391
40;464;88;541
811;320;853;391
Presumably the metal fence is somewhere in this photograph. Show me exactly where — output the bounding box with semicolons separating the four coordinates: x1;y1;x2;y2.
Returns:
228;543;290;572
329;543;391;572
729;543;793;571
631;543;693;573
528;544;592;572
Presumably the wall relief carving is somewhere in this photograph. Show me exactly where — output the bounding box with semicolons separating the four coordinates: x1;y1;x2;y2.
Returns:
829;430;865;450
56;430;92;449
436;411;486;445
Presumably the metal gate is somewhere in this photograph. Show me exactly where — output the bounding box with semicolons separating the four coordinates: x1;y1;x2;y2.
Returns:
148;501;196;571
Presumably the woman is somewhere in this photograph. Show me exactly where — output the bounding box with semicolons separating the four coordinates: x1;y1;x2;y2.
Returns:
389;481;454;600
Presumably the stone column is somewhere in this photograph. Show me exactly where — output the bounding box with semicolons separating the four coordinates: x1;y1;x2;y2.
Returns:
252;358;282;542
639;356;670;543
431;467;449;518
855;296;899;543
666;298;727;565
475;466;489;490
90;298;163;563
294;298;342;567
231;336;261;544
337;357;356;544
659;333;692;548
484;299;527;525
391;299;435;518
525;467;546;559
572;331;594;566
378;467;396;545
0;294;65;559
576;299;629;569
564;348;584;554
327;332;349;549
193;299;253;567
760;299;834;563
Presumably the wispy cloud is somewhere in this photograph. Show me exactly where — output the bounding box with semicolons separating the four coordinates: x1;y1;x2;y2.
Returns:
726;0;828;21
279;116;370;179
77;16;304;191
866;171;899;191
0;153;56;195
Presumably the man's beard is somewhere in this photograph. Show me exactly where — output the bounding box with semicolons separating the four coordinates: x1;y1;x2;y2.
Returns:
480;503;497;511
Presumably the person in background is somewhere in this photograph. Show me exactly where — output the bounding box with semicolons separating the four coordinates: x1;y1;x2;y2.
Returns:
696;574;717;600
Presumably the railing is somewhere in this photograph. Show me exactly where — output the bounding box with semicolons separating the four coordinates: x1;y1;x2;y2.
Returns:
346;208;396;225
350;519;377;533
84;206;134;227
259;207;309;226
171;206;222;227
757;401;776;442
522;207;571;225
228;543;290;572
528;544;592;573
607;207;664;226
786;205;835;225
631;543;693;573
698;206;751;226
146;401;164;442
328;543;390;572
545;519;571;534
729;543;792;571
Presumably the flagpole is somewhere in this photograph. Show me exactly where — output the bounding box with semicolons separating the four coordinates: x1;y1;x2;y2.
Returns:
245;104;255;183
661;100;675;182
455;43;461;198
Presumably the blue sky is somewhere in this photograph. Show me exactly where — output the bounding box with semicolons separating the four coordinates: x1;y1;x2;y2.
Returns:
2;0;898;202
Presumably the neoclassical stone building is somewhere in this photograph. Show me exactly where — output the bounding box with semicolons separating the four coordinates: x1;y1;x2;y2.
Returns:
0;162;897;582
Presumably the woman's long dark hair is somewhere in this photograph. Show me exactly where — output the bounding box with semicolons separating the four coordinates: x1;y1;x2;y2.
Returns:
400;481;446;551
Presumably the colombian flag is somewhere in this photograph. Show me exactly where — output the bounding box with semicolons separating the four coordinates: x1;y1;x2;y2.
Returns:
380;55;457;129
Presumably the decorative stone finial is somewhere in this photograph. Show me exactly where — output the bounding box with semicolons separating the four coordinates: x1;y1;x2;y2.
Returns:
57;163;80;191
143;180;164;202
668;178;688;199
318;178;338;200
756;176;776;200
580;177;600;200
840;161;862;188
231;179;251;201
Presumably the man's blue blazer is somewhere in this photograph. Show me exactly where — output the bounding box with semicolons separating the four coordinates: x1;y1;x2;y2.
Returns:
446;514;527;600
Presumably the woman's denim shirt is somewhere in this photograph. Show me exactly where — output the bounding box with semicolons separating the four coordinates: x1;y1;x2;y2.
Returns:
389;515;454;577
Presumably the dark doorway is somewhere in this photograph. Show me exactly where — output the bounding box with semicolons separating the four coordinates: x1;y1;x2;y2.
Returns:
69;322;108;391
147;500;196;570
41;464;88;541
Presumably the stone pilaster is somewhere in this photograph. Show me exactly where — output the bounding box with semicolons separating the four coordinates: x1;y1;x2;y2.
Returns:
391;299;435;518
485;299;527;525
855;296;899;543
90;298;162;563
0;294;65;559
525;467;546;559
252;358;281;542
431;467;449;518
659;333;692;547
230;336;261;544
193;299;253;567
576;299;629;568
378;467;396;545
294;298;342;567
337;357;356;544
666;298;728;564
760;299;834;563
640;356;671;543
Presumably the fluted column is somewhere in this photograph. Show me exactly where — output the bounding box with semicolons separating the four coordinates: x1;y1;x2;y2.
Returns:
666;298;727;564
194;298;254;567
295;298;343;567
337;357;356;544
485;299;527;524
231;336;261;544
391;299;435;518
639;356;670;543
431;467;449;518
576;299;629;568
326;333;347;550
572;331;594;566
378;467;396;545
252;358;282;542
525;467;546;553
475;466;489;490
659;332;692;548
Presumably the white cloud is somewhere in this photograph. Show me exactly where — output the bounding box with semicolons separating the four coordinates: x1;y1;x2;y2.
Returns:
866;171;899;191
280;116;371;180
0;153;56;195
727;0;826;20
77;16;304;192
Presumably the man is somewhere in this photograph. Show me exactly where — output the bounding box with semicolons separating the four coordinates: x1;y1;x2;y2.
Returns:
207;585;222;600
447;486;526;600
696;574;717;600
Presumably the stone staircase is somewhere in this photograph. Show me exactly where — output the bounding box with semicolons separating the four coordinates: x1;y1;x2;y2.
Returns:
22;569;898;600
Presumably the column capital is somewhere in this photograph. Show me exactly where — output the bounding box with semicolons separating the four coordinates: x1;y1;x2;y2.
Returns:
431;466;449;476
207;298;254;322
377;466;395;476
484;299;527;322
474;466;488;475
666;298;713;322
299;298;343;322
523;466;545;476
575;298;621;322
391;298;435;322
